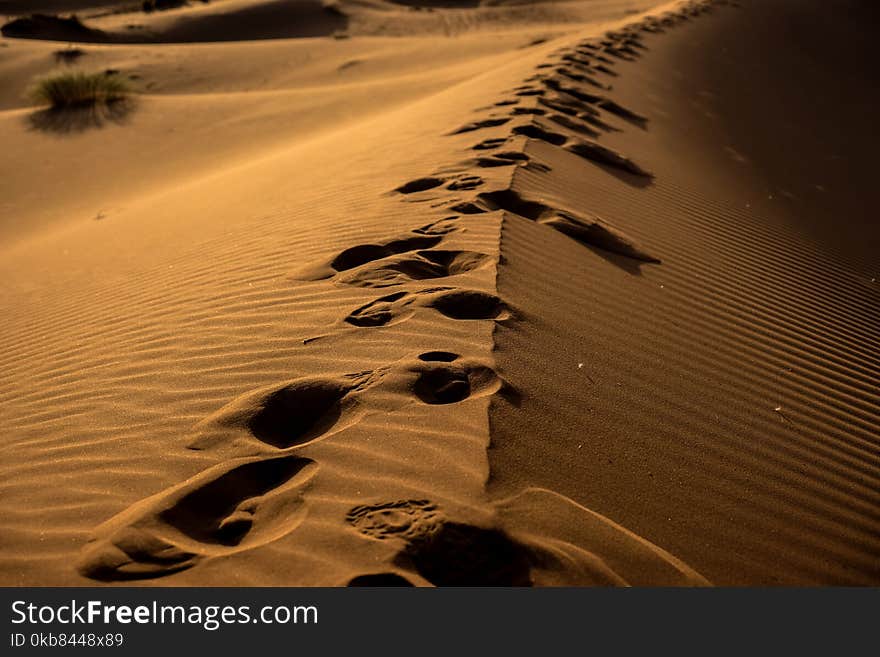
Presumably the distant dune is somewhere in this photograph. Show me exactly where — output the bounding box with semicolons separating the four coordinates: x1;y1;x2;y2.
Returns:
0;0;877;586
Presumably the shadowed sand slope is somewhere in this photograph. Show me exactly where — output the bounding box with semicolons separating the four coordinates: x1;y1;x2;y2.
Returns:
0;0;877;586
487;0;880;585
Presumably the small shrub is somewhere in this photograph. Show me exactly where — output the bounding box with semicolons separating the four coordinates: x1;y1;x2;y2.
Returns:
30;71;130;109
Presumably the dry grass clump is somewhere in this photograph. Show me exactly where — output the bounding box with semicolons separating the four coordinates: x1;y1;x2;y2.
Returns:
30;71;130;109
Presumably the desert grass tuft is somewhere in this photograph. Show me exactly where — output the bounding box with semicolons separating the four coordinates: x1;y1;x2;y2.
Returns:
30;71;130;109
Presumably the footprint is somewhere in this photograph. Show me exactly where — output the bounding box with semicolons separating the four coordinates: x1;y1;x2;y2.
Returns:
417;351;460;362
489;151;530;162
345;290;415;327
514;88;545;97
446;175;484;191
543;77;603;104
548;113;601;138
475;156;520;168
412;217;460;235
413;367;473;404
347;499;442;541
472;137;508;150
511;107;547;116
512;122;568;145
293;229;452;281
395;177;445;194
478;189;550;220
347;572;415;586
329;236;444;272
538;94;586;117
428;289;510;320
344;288;509;327
401;522;534;586
447;201;489;214
346;501;533;586
449;117;510;135
187;371;376;452
409;356;508;405
556;67;608;89
336;250;491;288
77;455;318;581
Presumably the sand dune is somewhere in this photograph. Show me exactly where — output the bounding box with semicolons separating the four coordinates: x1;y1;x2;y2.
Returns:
0;0;877;586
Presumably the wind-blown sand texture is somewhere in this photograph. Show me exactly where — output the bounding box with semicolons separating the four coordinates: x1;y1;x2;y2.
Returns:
0;0;877;586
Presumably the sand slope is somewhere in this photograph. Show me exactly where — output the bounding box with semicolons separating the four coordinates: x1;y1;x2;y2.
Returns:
0;0;877;586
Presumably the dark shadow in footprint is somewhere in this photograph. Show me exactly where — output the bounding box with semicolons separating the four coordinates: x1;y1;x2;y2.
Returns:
429;290;509;320
247;381;352;448
402;523;533;586
478;189;550;220
447;175;483;191
472;137;508;150
294;231;451;281
475;156;519;168
346;291;413;327
188;373;372;452
347;499;533;586
418;351;460;362
414;368;472;404
347;573;415;586
449;117;510;135
331;236;443;272
512;107;547;116
448;201;489;214
159;456;313;546
412;217;459;235
345;288;507;326
549;113;601;138
512;122;568;145
338;250;491;288
514;88;544;97
395;177;445;194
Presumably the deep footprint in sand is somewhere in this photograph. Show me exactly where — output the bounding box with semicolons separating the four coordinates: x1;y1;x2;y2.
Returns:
347;500;443;541
394;177;447;194
448;117;510;135
347;572;415;586
346;501;533;586
472;136;508;150
187;371;377;453
345;287;510;327
352;352;513;408
77;454;319;581
336;250;492;288
293;221;458;281
407;354;511;405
